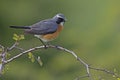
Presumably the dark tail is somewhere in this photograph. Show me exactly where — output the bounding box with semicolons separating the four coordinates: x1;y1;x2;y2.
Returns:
10;26;31;29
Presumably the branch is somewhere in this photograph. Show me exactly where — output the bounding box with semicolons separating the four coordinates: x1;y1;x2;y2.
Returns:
0;42;20;76
5;45;44;63
0;45;6;76
0;44;120;80
89;67;119;78
7;41;18;51
3;45;92;79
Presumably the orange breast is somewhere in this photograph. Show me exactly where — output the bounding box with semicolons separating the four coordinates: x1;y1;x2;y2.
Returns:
42;25;63;41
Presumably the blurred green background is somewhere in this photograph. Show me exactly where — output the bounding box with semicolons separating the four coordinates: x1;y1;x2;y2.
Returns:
0;0;120;80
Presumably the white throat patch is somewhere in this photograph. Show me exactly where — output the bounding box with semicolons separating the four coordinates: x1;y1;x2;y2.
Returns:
60;22;64;26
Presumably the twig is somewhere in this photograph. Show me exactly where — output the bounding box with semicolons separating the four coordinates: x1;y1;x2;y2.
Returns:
74;75;89;80
15;46;24;51
89;67;119;78
0;45;4;57
5;45;44;64
0;42;19;76
54;46;92;79
0;49;7;76
0;45;4;49
7;41;19;51
0;45;5;76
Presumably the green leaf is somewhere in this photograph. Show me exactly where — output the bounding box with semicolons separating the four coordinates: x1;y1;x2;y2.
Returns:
28;52;35;63
13;33;19;41
13;33;19;38
13;34;25;41
19;35;25;40
117;78;120;80
37;56;43;66
13;37;17;41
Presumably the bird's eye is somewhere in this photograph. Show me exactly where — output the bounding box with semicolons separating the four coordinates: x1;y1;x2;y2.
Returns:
58;18;65;22
56;18;64;24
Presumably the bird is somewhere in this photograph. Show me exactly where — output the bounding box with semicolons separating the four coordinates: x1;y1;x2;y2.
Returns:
10;13;67;47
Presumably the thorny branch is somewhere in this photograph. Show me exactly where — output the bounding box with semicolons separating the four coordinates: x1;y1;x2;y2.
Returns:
0;43;119;79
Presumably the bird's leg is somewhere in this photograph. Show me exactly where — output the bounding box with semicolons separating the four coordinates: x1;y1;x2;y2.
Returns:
39;39;47;49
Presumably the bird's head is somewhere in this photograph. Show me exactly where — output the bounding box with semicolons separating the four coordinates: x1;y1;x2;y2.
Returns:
53;13;67;25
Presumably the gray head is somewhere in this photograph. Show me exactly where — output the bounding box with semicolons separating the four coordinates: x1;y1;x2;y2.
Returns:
53;13;67;24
